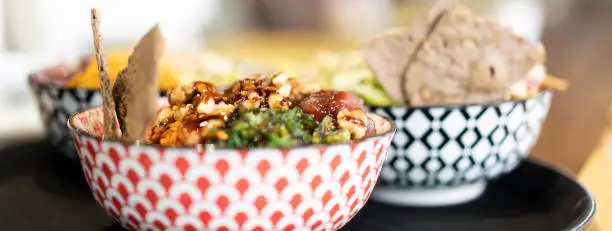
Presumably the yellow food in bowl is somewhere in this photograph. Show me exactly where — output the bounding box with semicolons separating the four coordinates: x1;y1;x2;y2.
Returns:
66;51;182;89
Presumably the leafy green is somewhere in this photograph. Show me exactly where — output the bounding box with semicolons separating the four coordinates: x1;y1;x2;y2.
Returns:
216;107;351;148
311;116;351;144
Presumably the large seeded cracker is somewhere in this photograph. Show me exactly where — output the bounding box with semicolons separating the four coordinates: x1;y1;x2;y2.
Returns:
403;5;546;106
358;0;458;102
113;25;166;141
90;9;120;140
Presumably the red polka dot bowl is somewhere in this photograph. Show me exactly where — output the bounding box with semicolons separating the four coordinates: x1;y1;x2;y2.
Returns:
67;103;395;231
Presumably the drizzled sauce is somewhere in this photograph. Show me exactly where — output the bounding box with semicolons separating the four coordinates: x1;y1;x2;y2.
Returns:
299;90;364;121
192;81;223;105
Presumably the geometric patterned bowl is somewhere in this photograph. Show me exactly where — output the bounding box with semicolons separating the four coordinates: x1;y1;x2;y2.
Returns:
28;75;166;159
27;61;269;160
67;104;395;231
366;90;553;207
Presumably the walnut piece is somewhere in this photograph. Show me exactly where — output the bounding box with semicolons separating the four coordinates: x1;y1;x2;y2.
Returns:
337;109;368;139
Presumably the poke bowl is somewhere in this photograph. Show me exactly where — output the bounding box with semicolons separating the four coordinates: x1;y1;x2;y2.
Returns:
68;82;395;230
294;0;568;206
28;51;266;159
302;50;557;206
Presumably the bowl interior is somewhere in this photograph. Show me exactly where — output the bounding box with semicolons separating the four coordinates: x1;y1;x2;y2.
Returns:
68;100;395;147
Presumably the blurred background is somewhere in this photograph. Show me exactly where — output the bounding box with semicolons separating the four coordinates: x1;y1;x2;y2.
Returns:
0;0;606;176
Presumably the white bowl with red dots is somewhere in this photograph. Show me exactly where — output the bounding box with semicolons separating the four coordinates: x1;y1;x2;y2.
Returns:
67;101;395;231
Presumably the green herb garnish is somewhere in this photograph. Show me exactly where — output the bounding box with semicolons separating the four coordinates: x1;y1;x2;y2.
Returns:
216;107;350;148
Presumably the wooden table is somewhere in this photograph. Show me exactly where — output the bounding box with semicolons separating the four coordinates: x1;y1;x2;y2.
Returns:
579;130;612;231
537;4;612;229
578;103;612;231
532;2;612;174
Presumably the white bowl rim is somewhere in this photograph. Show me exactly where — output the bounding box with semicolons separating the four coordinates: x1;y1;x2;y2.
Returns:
367;89;553;110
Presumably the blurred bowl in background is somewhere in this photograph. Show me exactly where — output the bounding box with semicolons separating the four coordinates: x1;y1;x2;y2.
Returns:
27;51;269;159
366;90;553;206
28;74;168;159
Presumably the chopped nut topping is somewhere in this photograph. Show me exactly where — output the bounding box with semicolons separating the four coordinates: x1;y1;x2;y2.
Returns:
277;85;292;97
167;85;195;106
174;104;198;123
158;123;180;146
287;78;321;101
223;73;295;110
156;108;174;123
196;99;216;114
146;72;366;147
193;81;217;94
202;130;229;141
294;82;321;95
337;109;368;139
198;119;228;141
196;99;235;118
268;93;291;110
201;119;224;129
271;72;290;86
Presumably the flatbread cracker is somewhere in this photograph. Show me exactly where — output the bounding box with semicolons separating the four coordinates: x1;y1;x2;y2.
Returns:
90;9;120;139
403;5;546;106
113;25;166;141
359;0;458;103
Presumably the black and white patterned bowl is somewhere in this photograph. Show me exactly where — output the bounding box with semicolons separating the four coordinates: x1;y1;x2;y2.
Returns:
27;61;271;160
27;76;167;159
366;90;553;206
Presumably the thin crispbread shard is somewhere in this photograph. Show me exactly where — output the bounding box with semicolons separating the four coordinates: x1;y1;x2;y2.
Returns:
90;9;120;140
113;24;166;142
358;0;458;103
403;5;546;106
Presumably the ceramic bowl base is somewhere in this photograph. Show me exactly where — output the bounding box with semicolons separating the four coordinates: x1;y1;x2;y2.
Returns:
371;181;486;207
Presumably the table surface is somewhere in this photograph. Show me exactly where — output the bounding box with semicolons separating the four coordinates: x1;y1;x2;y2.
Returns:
531;2;612;174
0;140;113;230
578;130;612;231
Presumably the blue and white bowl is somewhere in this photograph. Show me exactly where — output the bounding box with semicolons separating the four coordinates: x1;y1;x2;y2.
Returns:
366;90;553;206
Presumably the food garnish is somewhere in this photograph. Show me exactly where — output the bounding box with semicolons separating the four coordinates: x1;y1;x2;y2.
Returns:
65;51;246;90
540;76;569;92
354;0;567;106
359;0;458;102
147;73;375;147
91;9;166;142
88;10;376;147
301;51;396;106
406;4;547;106
90;9;120;139
67;51;181;90
112;25;166;142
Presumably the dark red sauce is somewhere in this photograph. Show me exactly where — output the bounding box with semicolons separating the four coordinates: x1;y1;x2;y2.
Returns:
299;91;364;121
